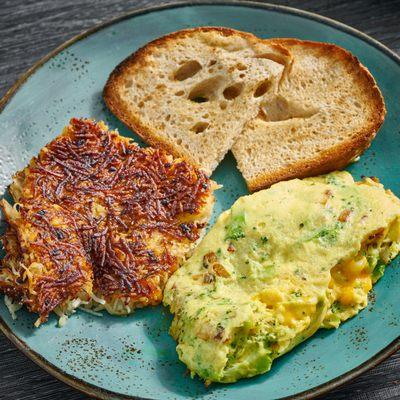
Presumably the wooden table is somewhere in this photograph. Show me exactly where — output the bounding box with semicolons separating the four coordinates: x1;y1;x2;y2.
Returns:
0;1;399;399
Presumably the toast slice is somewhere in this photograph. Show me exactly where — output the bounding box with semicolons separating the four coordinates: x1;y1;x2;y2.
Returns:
232;39;386;191
103;27;291;175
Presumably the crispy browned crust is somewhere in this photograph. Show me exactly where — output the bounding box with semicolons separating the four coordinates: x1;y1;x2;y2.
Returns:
246;38;386;192
103;27;290;174
0;118;214;322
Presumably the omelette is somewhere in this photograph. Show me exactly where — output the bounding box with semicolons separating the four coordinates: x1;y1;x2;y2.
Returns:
0;118;215;326
164;171;400;383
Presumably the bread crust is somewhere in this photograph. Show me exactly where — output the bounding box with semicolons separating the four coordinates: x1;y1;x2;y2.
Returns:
103;27;289;174
104;30;385;188
245;38;386;191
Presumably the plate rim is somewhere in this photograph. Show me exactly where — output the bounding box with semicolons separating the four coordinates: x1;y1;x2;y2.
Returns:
0;1;399;399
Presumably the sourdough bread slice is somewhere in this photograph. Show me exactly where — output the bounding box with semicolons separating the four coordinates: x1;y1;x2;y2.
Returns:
232;39;386;191
103;27;291;175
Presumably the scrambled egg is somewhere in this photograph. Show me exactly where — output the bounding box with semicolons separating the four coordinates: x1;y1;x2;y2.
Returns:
164;171;400;383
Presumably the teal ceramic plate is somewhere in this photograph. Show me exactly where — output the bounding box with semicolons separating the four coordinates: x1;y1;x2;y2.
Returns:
0;2;399;399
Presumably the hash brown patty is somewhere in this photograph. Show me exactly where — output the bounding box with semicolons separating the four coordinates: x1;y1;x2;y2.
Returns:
0;118;215;325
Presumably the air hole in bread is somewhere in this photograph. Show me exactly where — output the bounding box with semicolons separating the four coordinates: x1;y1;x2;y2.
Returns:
191;96;209;103
223;83;243;100
188;76;225;103
124;79;133;88
256;108;268;121
220;101;227;110
239;73;246;78
236;63;247;71
174;60;202;81
208;68;215;73
191;122;209;134
354;101;361;108
175;90;185;96
254;79;271;97
138;101;144;108
177;138;182;145
263;96;318;122
209;59;217;66
166;114;171;121
156;84;166;90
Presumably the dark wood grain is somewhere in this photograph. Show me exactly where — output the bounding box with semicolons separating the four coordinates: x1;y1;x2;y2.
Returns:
0;1;399;399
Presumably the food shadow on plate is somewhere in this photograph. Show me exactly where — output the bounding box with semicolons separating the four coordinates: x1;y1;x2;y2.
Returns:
208;151;249;227
218;328;339;397
139;303;340;399
88;91;148;148
140;305;226;399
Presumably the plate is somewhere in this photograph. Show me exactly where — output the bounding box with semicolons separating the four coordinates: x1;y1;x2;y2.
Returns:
0;2;399;399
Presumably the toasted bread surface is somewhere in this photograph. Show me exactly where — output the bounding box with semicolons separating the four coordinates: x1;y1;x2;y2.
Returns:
104;29;385;191
232;39;385;191
103;27;290;176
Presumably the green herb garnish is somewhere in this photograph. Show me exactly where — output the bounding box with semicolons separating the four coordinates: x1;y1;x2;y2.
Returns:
261;236;269;244
331;301;342;313
305;222;342;244
372;260;386;281
225;212;246;241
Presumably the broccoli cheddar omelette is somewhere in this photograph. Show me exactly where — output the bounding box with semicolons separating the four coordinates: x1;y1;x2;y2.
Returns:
164;171;400;384
0;118;215;326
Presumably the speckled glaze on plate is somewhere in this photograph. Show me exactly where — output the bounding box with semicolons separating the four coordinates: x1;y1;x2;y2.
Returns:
0;2;399;399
